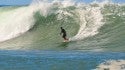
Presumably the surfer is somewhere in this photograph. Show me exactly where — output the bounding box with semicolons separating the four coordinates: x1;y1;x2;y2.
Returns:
60;27;68;42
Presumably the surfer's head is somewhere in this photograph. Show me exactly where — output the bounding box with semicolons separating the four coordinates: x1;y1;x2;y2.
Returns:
60;27;63;29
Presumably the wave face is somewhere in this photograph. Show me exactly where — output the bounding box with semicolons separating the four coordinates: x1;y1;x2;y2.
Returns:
0;0;125;51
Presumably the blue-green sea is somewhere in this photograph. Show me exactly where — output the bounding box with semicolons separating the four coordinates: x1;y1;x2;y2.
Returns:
0;0;125;70
0;50;125;70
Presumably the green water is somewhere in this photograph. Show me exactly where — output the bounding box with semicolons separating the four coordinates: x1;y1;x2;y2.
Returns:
0;2;125;52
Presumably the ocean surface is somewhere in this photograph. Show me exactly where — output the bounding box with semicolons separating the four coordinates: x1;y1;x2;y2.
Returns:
0;0;125;70
0;50;125;70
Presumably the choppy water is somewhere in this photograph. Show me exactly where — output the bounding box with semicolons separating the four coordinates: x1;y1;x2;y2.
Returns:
0;50;125;70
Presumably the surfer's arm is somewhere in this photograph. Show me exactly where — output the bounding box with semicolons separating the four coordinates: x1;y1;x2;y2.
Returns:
60;30;63;35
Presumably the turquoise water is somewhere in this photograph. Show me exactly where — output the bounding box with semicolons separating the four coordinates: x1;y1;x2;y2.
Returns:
0;50;125;70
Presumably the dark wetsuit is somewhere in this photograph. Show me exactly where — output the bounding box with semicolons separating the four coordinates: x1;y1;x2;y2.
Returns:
61;28;67;40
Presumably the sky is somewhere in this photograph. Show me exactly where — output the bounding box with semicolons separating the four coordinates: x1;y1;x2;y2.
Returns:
0;0;125;5
0;0;32;5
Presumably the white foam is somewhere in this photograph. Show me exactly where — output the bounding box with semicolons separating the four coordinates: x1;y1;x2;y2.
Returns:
70;6;105;41
95;60;125;70
0;6;35;42
0;0;72;42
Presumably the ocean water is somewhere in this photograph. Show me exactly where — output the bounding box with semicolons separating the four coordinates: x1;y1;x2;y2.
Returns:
0;50;125;70
0;0;125;70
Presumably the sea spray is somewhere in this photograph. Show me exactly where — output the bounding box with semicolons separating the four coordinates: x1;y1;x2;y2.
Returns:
0;7;35;42
70;6;105;41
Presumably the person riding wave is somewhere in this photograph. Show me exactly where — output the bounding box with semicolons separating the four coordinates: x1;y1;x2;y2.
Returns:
60;27;68;42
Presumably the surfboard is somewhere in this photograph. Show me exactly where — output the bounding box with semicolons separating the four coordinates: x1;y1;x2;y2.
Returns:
63;39;69;42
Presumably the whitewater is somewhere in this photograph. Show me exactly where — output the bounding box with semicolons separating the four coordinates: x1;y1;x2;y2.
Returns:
0;0;125;51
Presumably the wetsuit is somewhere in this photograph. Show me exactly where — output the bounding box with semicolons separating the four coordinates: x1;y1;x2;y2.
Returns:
60;28;67;40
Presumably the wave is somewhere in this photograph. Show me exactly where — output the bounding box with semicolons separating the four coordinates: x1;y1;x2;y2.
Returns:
0;0;125;51
0;6;35;42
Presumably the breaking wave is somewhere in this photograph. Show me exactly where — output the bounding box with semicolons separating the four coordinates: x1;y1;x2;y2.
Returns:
0;0;125;51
